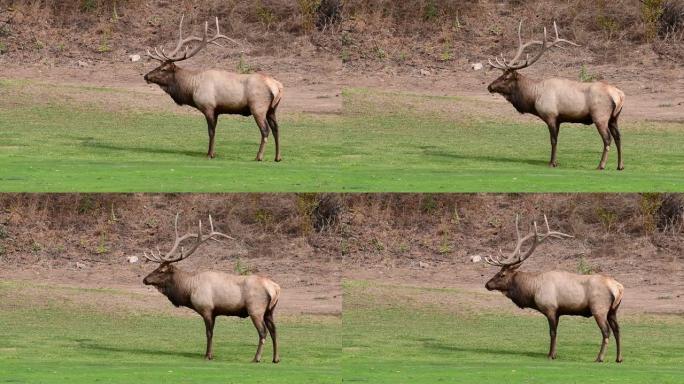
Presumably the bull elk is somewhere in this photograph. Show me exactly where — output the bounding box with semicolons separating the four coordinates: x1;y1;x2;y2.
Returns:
487;21;625;170
142;214;281;363
144;16;284;161
484;215;624;363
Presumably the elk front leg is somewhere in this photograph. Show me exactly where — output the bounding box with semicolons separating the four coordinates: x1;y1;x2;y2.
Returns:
608;311;623;363
265;310;280;363
546;312;560;360
595;122;612;170
204;111;218;159
593;313;611;362
202;313;216;360
545;120;560;168
250;314;268;363
253;115;271;162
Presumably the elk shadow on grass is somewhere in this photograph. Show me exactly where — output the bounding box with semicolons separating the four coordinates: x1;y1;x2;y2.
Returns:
82;141;203;158
413;337;546;359
419;147;548;167
73;338;199;359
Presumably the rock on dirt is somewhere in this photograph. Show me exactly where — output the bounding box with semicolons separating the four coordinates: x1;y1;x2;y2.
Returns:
419;69;431;76
127;255;139;264
418;261;430;268
471;62;483;71
469;255;482;263
77;60;89;68
129;54;141;62
76;261;86;269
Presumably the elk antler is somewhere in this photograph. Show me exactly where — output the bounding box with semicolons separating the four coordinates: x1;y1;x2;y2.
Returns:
143;213;234;263
484;215;573;267
146;15;241;63
488;20;580;71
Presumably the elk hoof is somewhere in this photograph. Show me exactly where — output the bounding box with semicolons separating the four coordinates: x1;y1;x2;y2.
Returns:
275;157;283;162
597;166;606;171
617;166;625;171
594;357;604;363
547;354;557;360
207;153;216;159
548;161;558;168
205;354;213;361
252;358;261;363
255;156;264;162
273;357;281;364
616;357;623;363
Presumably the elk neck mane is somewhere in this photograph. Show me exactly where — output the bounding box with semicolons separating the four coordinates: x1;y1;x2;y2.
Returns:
160;267;198;308
508;73;540;116
505;270;542;309
164;67;201;107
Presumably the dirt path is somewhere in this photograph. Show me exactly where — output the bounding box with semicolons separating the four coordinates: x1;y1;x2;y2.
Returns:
0;257;341;317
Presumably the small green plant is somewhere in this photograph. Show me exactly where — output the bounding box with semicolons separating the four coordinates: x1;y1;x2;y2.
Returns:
642;0;665;40
398;243;410;254
0;244;5;259
254;209;274;227
579;65;597;82
596;208;618;233
341;32;353;47
256;1;277;28
640;193;662;234
596;15;619;39
237;54;253;74
371;238;384;251
340;49;351;63
234;258;252;275
340;239;349;256
31;242;42;253
373;47;386;60
577;257;594;275
96;234;108;254
421;195;437;214
0;225;8;239
440;49;453;62
423;0;438;21
34;39;45;50
0;42;6;54
97;39;111;53
81;0;97;12
78;195;95;214
298;0;323;32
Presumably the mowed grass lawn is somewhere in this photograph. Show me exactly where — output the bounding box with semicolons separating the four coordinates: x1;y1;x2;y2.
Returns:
0;80;683;192
0;281;341;384
343;280;684;384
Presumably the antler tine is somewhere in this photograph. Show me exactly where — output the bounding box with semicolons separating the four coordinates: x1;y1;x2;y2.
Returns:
146;48;165;62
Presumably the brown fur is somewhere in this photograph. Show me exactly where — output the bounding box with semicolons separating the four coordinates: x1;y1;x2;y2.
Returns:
488;70;625;170
143;263;281;363
144;62;284;161
486;267;624;362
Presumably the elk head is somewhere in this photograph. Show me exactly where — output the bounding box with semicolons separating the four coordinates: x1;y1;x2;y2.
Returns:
144;15;239;87
142;213;233;291
484;215;573;292
487;20;579;96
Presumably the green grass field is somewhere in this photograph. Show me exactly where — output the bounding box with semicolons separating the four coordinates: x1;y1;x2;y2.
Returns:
1;79;683;192
343;280;684;384
0;281;341;384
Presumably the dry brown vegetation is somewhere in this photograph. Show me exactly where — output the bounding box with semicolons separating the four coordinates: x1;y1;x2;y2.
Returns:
0;193;681;269
0;0;681;67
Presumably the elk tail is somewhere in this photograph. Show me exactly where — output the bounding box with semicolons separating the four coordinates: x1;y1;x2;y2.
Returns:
610;88;625;118
609;280;624;311
265;78;283;110
266;281;281;313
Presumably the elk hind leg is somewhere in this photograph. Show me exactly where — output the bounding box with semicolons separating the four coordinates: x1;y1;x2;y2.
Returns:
595;121;612;170
546;311;560;359
204;110;218;159
253;113;271;162
267;110;282;162
202;313;216;360
264;309;280;363
593;312;611;362
250;313;268;363
608;117;624;171
608;310;623;363
545;119;560;168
